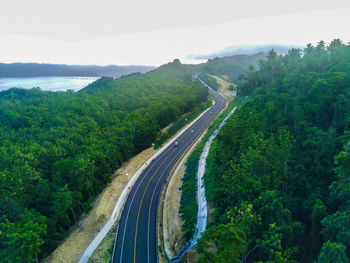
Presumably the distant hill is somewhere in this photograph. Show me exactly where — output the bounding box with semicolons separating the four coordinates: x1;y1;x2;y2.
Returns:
196;52;266;82
189;44;302;60
0;51;264;84
0;63;155;78
143;54;266;83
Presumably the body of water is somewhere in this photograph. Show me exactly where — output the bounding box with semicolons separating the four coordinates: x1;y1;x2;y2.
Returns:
0;76;100;92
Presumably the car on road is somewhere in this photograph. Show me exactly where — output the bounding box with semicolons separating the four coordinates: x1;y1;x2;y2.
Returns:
174;141;179;147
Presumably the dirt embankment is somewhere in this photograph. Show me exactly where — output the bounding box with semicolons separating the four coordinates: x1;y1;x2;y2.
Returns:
160;130;207;262
162;159;187;258
42;147;157;263
207;74;236;101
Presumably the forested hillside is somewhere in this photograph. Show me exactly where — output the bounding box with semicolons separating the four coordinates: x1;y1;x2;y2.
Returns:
163;54;265;83
199;52;266;82
198;73;219;91
191;44;298;60
196;40;350;262
0;61;208;262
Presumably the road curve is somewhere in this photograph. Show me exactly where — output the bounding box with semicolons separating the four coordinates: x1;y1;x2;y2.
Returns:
112;82;226;263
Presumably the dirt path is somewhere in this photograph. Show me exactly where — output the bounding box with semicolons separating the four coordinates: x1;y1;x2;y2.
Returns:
42;147;157;263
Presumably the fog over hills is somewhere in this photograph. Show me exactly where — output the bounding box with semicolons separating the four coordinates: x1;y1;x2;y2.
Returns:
189;44;302;60
0;63;155;78
195;52;266;82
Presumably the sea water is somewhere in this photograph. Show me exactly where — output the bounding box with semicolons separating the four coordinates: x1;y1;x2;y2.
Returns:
0;76;99;92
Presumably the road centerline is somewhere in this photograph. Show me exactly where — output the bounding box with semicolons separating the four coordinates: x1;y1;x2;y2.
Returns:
118;146;175;263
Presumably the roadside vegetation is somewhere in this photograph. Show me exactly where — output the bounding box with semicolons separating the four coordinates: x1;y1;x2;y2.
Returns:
200;52;266;82
154;99;212;149
179;143;203;241
196;39;350;262
0;61;208;262
179;97;241;241
198;73;220;91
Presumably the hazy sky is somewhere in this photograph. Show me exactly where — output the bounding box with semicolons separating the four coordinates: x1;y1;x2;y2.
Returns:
1;0;349;65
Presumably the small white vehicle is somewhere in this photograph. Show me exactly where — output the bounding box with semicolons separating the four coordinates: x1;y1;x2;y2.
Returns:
174;141;179;147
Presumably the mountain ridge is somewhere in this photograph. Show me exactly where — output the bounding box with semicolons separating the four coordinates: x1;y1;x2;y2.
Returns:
0;62;155;78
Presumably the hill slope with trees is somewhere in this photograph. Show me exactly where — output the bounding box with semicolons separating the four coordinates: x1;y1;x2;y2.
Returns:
198;52;266;82
0;61;208;262
195;40;350;262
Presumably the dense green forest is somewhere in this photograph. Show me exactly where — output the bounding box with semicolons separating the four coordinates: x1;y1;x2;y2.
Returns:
194;40;350;262
0;61;208;262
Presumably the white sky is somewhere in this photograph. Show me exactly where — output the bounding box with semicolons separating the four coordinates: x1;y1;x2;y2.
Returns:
0;0;349;66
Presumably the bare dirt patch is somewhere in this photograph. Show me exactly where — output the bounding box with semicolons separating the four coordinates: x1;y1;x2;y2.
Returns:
163;161;186;258
88;227;116;263
42;147;157;263
221;75;230;81
157;122;174;139
207;74;236;101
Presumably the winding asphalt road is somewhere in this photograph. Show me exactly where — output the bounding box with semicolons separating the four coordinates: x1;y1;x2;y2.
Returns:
112;82;226;263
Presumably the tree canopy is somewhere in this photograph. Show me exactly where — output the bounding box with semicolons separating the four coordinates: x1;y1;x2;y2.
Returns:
0;61;209;261
195;40;350;262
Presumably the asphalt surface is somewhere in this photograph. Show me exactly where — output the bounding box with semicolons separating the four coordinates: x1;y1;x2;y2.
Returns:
112;83;226;263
